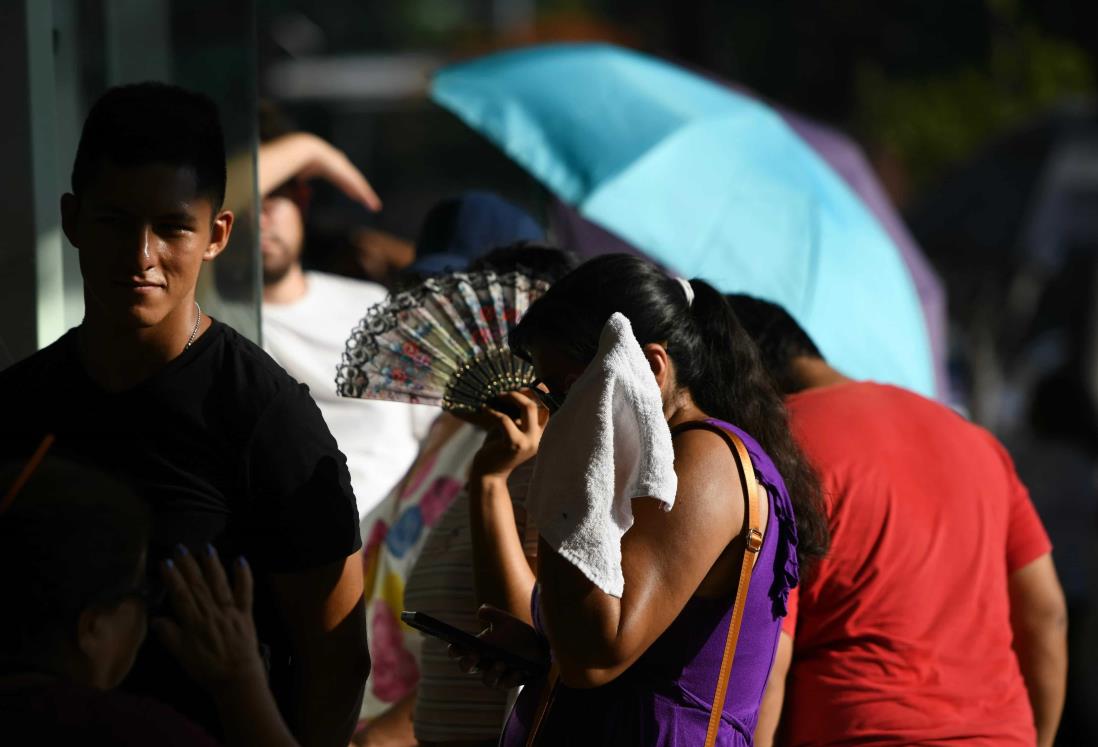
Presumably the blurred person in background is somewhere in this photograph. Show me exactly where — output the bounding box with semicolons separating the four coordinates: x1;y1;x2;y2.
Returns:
349;197;558;747
0;83;369;747
400;245;575;747
0;453;302;747
257;104;438;525
409;190;543;276
728;295;1068;747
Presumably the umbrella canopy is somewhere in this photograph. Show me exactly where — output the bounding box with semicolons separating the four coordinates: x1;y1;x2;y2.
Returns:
549;100;949;400
432;43;935;397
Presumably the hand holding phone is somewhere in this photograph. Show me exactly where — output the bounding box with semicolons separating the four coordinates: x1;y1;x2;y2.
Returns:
402;609;548;683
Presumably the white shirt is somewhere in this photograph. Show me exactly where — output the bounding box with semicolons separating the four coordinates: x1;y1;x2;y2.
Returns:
263;271;438;520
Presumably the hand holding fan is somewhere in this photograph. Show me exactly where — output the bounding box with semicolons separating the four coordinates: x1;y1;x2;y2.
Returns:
336;270;550;414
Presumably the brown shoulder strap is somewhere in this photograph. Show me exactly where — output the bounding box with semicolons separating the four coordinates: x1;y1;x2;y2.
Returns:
524;662;558;747
672;421;763;747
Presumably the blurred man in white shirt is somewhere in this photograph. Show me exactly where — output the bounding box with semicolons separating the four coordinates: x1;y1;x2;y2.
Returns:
258;109;436;522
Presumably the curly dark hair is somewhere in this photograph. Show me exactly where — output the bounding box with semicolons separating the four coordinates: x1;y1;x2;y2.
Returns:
510;254;829;571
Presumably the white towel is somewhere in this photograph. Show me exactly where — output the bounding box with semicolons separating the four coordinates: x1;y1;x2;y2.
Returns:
526;312;678;598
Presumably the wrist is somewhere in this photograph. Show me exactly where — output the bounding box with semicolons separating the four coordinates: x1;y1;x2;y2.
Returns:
470;471;510;491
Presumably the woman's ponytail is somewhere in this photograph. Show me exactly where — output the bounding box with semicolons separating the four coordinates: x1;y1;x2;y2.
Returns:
680;278;829;567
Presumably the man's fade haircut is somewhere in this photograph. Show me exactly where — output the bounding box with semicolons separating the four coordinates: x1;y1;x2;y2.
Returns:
71;82;227;211
726;294;822;394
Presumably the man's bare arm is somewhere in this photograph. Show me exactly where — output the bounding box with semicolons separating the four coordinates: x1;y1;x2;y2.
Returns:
755;632;792;747
269;553;370;747
259;133;380;209
224;132;380;216
1009;553;1068;747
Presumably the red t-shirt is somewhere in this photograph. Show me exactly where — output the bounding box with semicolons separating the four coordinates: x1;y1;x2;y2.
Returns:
782;382;1051;747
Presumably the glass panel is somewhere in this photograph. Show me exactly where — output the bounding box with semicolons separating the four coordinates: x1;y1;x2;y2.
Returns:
0;0;261;368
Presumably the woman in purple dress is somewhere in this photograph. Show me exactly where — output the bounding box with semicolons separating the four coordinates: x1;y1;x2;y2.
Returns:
457;254;830;745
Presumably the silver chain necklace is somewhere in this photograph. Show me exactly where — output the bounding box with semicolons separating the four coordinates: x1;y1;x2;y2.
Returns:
185;302;202;350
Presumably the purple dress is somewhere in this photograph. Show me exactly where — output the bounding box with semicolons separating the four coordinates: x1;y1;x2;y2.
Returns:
502;421;799;746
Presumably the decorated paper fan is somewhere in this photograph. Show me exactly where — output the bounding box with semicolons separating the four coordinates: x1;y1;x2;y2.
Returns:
337;270;551;414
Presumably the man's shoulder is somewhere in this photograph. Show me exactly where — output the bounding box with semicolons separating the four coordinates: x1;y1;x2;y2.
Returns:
206;320;304;405
789;380;943;419
0;331;77;400
789;380;1004;463
787;381;946;450
305;271;388;304
0;330;76;376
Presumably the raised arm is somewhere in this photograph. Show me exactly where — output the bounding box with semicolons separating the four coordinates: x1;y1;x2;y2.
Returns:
1008;553;1068;747
465;391;543;623
268;553;370;747
259;133;381;209
537;428;752;687
224;132;381;216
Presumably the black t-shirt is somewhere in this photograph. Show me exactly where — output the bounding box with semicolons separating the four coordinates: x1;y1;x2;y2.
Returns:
0;320;361;732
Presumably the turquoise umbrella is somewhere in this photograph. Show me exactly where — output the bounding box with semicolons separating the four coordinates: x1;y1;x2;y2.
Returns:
431;43;935;397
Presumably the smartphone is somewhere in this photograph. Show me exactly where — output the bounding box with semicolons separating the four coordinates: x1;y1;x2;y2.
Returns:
400;610;546;676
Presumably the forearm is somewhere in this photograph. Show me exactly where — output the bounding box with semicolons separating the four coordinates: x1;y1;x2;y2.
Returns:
1013;628;1067;747
212;675;299;747
271;557;371;747
258;133;323;197
223;133;319;216
291;651;370;747
1008;554;1068;747
468;474;537;622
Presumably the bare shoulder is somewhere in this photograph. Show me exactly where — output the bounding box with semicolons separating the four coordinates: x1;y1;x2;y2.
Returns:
671;426;742;479
666;426;745;521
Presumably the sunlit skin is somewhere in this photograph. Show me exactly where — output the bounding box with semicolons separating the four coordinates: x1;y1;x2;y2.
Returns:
259;192;308;303
460;338;770;690
59;161;233;391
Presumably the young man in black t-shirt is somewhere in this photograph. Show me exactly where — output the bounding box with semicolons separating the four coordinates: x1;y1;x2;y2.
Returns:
0;83;369;747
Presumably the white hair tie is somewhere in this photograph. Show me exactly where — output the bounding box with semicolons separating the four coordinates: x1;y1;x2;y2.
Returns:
676;277;695;307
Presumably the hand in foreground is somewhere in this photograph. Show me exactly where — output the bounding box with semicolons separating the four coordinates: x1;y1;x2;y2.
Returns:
152;546;267;694
449;605;548;690
468;389;549;480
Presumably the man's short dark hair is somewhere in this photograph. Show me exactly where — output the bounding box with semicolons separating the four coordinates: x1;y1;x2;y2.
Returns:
71;82;227;211
726;294;822;392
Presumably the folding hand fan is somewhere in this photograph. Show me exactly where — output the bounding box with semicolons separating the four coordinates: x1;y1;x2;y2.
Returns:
336;270;551;414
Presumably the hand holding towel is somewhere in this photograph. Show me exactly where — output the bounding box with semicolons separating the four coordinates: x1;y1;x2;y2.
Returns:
526;312;678;597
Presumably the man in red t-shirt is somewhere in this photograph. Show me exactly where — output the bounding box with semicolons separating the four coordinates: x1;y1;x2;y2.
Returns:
728;295;1068;747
